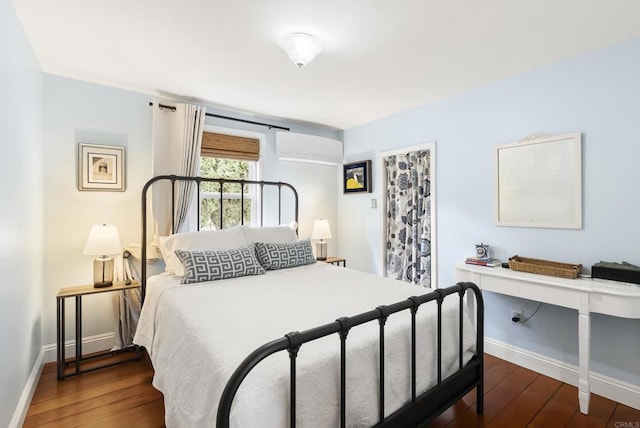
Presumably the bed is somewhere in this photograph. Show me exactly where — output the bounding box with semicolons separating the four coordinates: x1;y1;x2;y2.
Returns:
134;175;484;427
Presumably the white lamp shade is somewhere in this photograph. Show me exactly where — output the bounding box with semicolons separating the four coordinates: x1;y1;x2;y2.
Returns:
311;219;332;240
280;33;323;68
83;224;122;256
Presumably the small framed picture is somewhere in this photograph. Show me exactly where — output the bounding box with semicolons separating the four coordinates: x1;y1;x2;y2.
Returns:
78;143;126;191
343;160;372;193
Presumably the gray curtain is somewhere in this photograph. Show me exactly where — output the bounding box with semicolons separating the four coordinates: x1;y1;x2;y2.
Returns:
174;104;206;233
152;102;207;236
385;149;432;287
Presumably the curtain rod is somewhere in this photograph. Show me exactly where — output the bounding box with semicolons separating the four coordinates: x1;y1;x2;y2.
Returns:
148;102;290;131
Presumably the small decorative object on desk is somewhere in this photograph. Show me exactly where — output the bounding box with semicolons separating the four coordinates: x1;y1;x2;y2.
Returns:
508;255;581;279
475;242;490;258
466;257;501;267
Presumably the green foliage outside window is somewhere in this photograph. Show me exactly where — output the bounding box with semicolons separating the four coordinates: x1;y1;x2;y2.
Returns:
200;157;252;230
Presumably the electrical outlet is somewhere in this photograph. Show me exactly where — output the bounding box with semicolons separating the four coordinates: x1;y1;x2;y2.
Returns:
510;308;523;324
371;198;377;209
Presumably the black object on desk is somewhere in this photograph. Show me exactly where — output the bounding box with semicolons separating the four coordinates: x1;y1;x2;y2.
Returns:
591;261;640;284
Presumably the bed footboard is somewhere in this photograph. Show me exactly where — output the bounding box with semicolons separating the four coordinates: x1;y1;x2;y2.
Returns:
216;281;484;428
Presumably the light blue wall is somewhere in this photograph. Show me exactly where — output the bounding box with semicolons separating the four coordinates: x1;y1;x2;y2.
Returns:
340;37;640;386
0;0;44;425
43;75;155;346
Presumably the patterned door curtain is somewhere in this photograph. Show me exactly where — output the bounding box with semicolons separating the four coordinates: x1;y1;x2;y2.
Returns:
385;149;431;287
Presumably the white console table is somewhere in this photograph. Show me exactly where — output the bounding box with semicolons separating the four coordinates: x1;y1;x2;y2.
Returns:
455;262;640;414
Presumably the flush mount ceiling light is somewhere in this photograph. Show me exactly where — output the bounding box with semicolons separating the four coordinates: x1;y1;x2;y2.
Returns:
280;33;323;68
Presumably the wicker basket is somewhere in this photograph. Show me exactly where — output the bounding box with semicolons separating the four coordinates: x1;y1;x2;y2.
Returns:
508;255;582;279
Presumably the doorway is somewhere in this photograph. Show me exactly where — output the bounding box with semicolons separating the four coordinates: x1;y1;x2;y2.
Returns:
378;143;436;288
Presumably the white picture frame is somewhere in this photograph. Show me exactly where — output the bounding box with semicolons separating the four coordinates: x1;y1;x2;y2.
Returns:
495;132;582;229
78;143;126;192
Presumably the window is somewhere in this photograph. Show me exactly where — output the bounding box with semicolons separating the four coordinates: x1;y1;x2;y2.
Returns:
199;131;259;230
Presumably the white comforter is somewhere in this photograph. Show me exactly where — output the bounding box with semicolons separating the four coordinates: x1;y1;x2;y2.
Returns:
134;263;476;428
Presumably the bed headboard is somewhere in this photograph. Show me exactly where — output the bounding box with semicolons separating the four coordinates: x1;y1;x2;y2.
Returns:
140;174;299;301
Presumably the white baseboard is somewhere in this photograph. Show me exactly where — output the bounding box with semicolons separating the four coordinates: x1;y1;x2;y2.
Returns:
9;347;44;428
485;337;640;410
9;333;116;427
42;332;116;363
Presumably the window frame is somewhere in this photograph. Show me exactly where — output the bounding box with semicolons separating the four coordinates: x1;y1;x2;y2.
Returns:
199;126;262;230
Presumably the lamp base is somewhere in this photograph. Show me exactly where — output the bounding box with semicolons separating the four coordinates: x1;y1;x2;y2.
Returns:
93;281;113;288
316;240;327;261
93;256;114;288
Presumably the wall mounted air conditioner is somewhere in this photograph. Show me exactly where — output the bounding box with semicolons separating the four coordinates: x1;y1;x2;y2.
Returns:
276;131;343;165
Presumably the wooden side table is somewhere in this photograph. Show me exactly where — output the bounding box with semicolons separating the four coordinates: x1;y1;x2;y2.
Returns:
56;280;141;380
324;257;346;267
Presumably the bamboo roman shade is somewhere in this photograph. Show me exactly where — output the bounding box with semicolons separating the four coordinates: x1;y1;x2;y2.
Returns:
201;132;259;161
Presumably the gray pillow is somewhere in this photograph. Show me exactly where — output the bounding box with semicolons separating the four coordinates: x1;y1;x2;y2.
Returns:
175;247;265;284
254;239;316;270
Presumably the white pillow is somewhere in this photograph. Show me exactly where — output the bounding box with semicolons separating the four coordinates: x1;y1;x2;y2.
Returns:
240;222;298;245
159;228;248;276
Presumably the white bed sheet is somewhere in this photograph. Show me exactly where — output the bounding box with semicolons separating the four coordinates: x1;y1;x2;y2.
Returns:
134;262;476;428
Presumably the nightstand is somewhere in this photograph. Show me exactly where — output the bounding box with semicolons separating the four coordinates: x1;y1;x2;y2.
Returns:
324;257;346;267
56;280;141;380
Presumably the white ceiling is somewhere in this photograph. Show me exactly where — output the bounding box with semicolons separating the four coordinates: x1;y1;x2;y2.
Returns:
13;0;640;129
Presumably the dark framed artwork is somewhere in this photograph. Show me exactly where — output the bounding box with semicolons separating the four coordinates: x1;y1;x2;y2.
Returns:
343;160;372;193
77;143;126;191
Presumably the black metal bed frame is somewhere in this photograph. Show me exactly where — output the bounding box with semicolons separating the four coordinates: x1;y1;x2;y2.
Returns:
140;175;484;428
217;282;484;428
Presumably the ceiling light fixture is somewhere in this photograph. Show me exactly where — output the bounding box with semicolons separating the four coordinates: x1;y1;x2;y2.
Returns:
280;33;323;68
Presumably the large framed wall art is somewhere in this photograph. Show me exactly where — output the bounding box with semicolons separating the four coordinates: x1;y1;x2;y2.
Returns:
495;133;582;229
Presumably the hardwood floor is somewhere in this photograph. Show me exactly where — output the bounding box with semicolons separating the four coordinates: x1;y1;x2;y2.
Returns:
24;352;164;428
24;352;640;427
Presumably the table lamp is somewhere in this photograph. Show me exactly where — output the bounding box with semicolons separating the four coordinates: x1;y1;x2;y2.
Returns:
311;219;332;261
83;224;122;288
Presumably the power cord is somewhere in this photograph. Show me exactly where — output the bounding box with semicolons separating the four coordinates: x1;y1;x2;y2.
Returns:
515;302;544;324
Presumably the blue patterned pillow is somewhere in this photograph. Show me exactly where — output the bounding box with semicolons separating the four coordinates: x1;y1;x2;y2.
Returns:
254;239;316;270
175;247;265;284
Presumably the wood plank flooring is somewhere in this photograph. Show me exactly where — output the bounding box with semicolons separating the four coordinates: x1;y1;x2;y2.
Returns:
24;352;640;427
